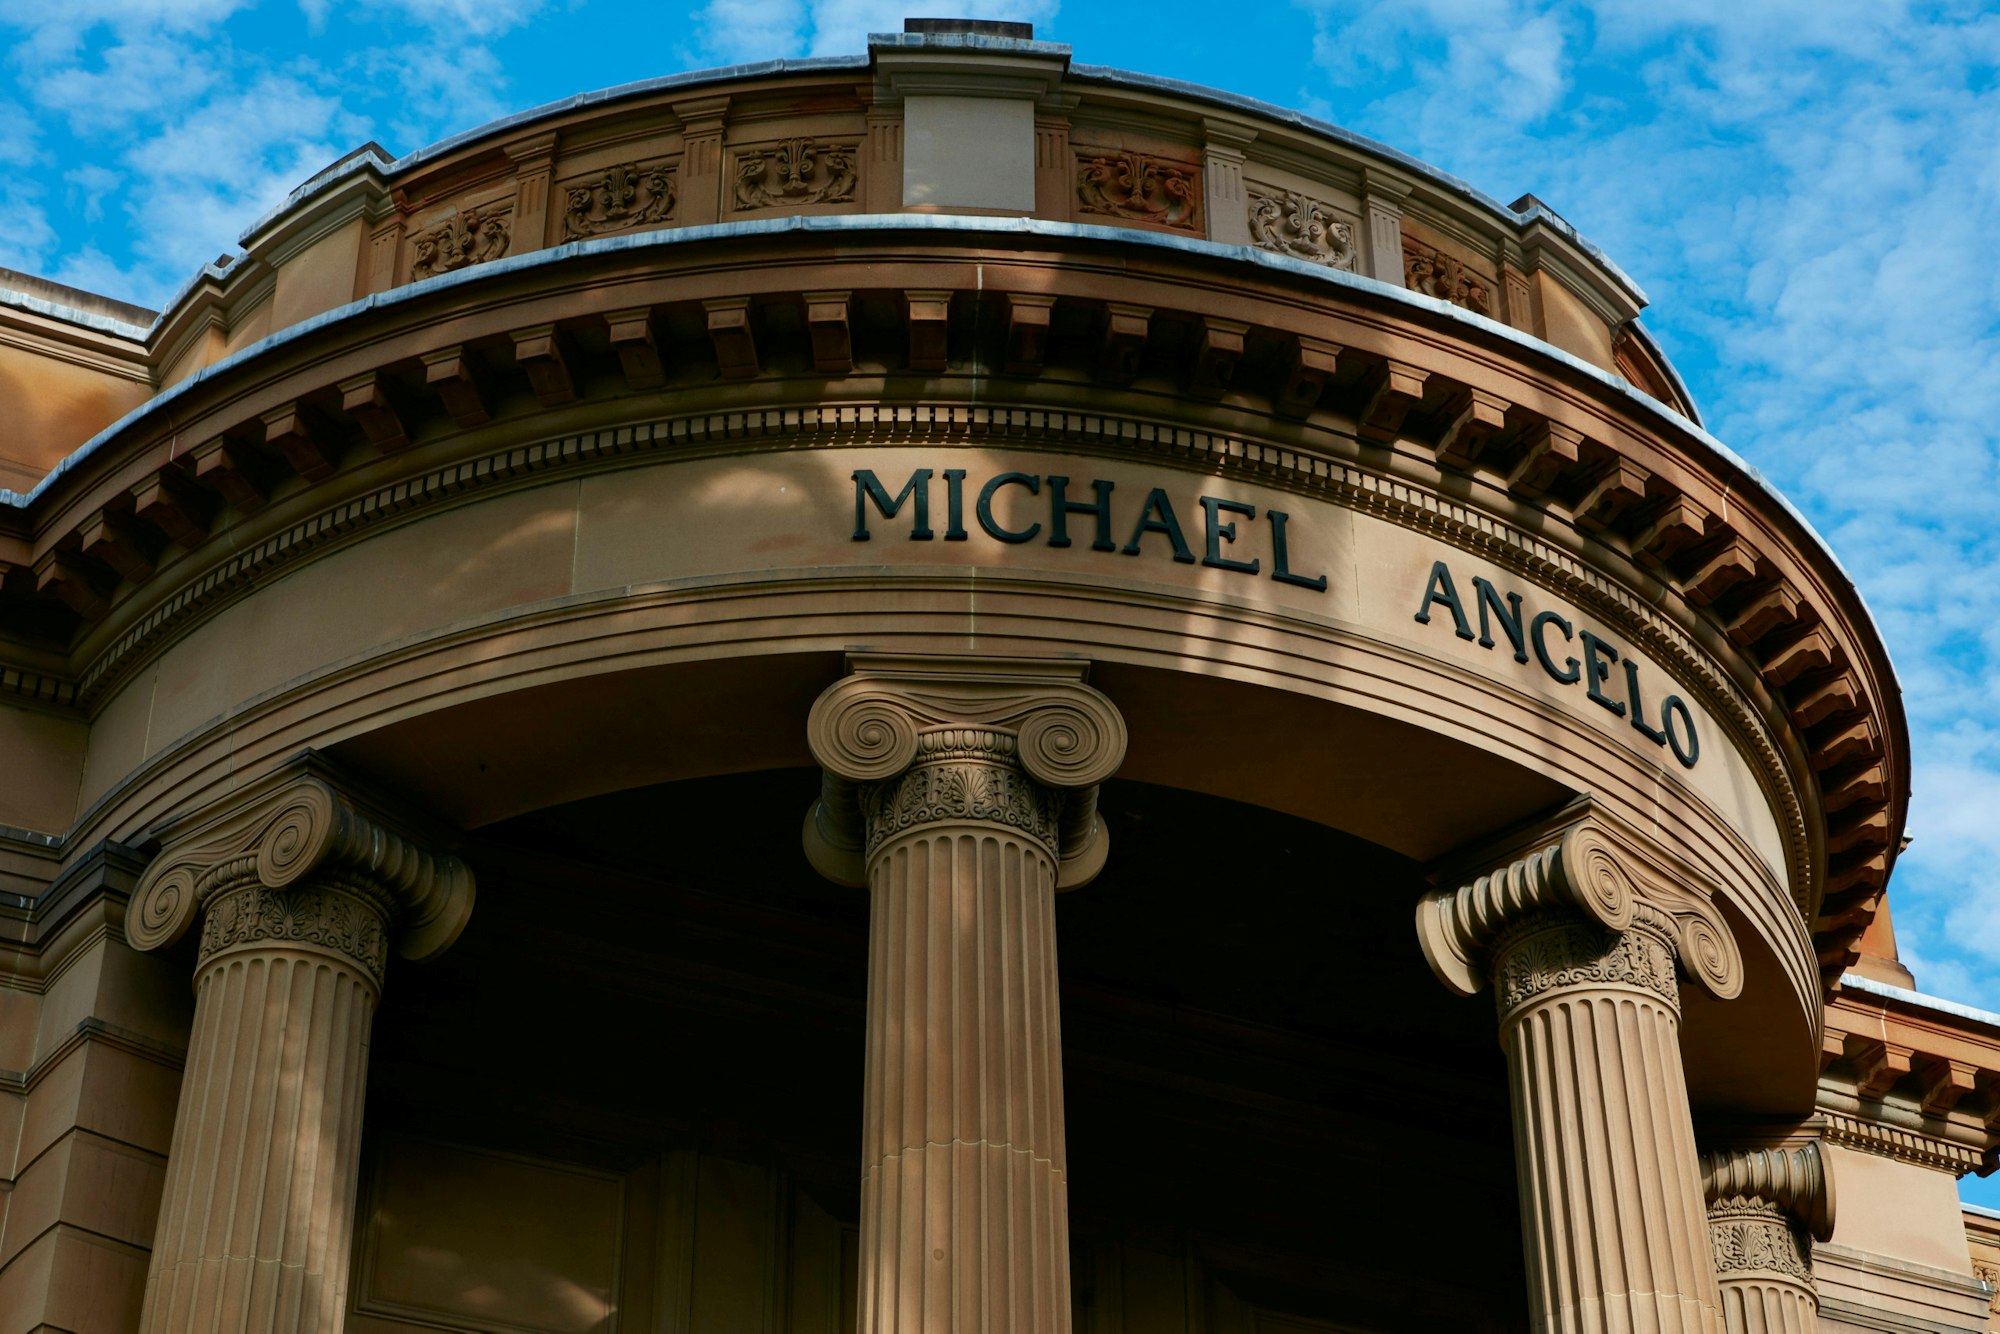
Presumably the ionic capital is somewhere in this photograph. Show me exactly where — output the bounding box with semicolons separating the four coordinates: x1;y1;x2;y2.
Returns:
803;655;1128;889
1417;809;1742;1004
129;756;476;975
1701;1142;1835;1244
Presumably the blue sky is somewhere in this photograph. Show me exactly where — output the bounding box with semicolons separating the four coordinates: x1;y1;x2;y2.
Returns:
5;0;2000;1196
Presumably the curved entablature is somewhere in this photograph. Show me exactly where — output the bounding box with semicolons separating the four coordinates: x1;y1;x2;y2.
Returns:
0;209;1905;1001
0;26;1688;477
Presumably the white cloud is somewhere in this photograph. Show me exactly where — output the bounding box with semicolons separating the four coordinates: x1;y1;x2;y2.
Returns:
695;0;807;63
0;0;552;304
353;42;513;152
0;98;39;167
33;34;224;134
0;0;252;65
0;183;56;274
695;0;1059;64
42;243;148;299
1297;1;2000;999
1305;0;1572;126
114;72;360;279
61;163;119;222
339;0;551;38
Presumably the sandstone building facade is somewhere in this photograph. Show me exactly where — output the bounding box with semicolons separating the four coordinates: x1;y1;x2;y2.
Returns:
0;19;1996;1334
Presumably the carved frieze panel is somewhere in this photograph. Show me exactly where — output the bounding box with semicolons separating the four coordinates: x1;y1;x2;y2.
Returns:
859;755;1066;858
1075;151;1201;231
1493;912;1681;1014
1975;1261;2000;1314
562;159;677;240
1247;187;1355;269
200;881;391;981
732;138;857;210
1404;238;1495;316
1707;1203;1812;1283
410;203;511;281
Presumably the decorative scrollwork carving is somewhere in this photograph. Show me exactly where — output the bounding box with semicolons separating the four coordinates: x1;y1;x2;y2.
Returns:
1416;812;1743;1002
803;657;1128;889
563;161;676;240
1494;910;1680;1014
733;139;856;210
807;664;1126;789
1418;822;1635;996
1677;908;1744;1003
808;691;922;783
859;753;1065;857
1975;1261;2000;1312
1247;188;1355;269
1076;151;1201;231
198;879;392;982
1404;239;1494;316
130;759;476;966
411;205;510;281
1014;699;1125;789
1708;1202;1814;1283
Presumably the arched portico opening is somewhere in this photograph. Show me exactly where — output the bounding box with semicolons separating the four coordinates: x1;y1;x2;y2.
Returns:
347;763;1532;1333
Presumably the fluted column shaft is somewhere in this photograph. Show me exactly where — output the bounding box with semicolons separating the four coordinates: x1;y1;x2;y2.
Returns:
140;878;387;1334
1496;909;1724;1334
1417;820;1744;1334
860;747;1070;1333
805;657;1128;1334
128;762;477;1334
1701;1145;1832;1334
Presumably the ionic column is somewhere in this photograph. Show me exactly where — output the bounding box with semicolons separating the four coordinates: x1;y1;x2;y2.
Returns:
1417;818;1745;1334
804;657;1127;1334
1700;1144;1834;1333
127;761;476;1334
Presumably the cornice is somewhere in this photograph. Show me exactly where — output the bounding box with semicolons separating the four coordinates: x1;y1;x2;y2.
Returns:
0;307;152;382
1817;1107;1987;1176
1815;972;2000;1165
0;1016;186;1095
146;260;274;389
1519;220;1645;328
0;227;1898;985
241;166;393;272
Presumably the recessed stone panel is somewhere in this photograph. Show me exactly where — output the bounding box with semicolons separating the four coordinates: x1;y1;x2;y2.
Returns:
356;1137;623;1334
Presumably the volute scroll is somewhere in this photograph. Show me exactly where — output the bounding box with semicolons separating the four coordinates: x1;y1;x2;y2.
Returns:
128;756;476;963
1417;809;1743;1002
803;655;1128;890
1701;1141;1835;1244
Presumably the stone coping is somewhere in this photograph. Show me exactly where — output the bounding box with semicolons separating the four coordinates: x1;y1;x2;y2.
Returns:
1843;972;2000;1032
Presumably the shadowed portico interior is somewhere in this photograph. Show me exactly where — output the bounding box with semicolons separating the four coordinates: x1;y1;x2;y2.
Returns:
350;771;1526;1333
